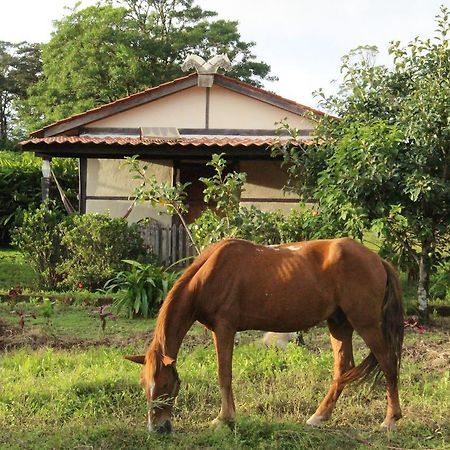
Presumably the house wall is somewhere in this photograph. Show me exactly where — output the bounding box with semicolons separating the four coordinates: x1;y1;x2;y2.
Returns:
83;80;310;222
86;87;206;128
86;84;317;131
240;160;299;216
209;85;316;130
85;159;173;226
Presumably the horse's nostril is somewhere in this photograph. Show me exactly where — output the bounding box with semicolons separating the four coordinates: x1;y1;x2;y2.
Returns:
157;420;172;434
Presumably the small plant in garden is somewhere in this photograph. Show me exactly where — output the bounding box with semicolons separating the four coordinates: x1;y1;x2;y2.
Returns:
104;260;180;319
95;304;116;333
39;298;55;325
7;287;22;300
11;309;36;330
200;153;246;229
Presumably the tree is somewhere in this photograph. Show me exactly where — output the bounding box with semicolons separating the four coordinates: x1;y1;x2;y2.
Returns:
0;41;41;146
274;7;450;319
20;0;275;131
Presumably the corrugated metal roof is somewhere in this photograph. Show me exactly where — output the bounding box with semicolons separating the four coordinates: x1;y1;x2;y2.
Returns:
22;135;313;147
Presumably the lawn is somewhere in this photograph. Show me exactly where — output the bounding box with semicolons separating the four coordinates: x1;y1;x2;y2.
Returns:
1;248;449;449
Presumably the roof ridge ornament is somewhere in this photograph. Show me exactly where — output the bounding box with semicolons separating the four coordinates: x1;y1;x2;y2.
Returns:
181;54;231;87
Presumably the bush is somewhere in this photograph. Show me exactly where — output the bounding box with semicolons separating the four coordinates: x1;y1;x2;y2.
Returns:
237;206;283;244
58;214;149;290
11;202;70;289
189;203;335;250
278;204;336;243
430;260;450;302
104;260;180;318
0;151;78;245
12;206;151;291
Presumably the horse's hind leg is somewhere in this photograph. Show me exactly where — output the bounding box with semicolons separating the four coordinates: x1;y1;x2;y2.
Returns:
211;324;236;426
354;325;402;430
307;317;354;427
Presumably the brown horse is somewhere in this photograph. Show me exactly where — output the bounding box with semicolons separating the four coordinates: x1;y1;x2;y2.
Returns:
125;237;404;433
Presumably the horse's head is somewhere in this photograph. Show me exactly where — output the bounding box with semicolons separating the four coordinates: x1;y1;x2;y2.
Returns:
125;352;180;433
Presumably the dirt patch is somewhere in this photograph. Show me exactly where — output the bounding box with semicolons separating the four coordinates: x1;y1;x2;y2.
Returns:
402;336;450;372
0;320;215;352
0;318;150;350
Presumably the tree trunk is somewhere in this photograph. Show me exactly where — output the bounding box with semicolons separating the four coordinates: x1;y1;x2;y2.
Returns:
417;239;432;322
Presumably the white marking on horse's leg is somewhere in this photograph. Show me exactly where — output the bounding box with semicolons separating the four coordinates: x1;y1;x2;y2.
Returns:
306;414;326;427
234;332;241;345
380;418;397;431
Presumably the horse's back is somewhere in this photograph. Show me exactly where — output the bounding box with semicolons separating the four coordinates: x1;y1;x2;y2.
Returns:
192;238;387;332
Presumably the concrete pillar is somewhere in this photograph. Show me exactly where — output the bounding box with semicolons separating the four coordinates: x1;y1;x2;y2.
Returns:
41;157;51;202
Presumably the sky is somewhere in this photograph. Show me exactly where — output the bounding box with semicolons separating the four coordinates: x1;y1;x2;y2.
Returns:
1;0;448;108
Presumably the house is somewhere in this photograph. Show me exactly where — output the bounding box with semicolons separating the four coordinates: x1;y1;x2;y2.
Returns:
21;71;322;226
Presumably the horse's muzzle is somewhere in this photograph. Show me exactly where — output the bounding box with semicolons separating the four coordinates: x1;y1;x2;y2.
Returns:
156;419;172;434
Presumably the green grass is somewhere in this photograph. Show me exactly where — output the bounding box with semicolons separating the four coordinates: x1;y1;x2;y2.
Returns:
0;301;156;342
1;314;449;449
0;248;37;290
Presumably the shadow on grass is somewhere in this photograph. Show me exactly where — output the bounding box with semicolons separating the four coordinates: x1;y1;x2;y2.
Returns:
1;416;368;450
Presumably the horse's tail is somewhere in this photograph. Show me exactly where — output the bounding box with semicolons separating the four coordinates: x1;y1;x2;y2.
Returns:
339;259;404;385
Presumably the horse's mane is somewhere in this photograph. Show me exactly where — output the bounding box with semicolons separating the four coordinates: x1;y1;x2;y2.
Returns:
147;240;229;360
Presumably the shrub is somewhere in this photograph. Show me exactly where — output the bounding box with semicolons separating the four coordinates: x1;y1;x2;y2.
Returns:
238;206;283;245
0;151;78;245
11;202;70;289
278;204;335;243
430;260;450;302
12;206;151;291
104;260;180;318
189;204;334;250
59;214;149;290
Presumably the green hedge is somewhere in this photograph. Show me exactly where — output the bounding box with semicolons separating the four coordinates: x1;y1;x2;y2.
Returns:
0;151;78;245
12;205;151;291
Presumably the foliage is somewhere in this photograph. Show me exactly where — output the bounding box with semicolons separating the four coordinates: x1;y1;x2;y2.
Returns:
0;40;41;146
11;202;69;290
278;204;339;243
430;259;450;301
126;155;199;253
189;153;247;249
58;214;149;291
20;1;275;131
189;153;344;249
237;206;283;245
0;151;78;245
273;7;450;317
11;206;150;291
105;259;180;318
201;153;247;227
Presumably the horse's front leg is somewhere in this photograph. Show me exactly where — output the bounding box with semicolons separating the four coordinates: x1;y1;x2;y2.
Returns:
211;324;236;426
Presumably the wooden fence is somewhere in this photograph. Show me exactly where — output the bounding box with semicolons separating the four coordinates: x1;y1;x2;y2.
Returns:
140;223;197;267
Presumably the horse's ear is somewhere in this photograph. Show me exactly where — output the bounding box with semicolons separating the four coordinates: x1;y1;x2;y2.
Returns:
124;354;146;365
161;355;176;366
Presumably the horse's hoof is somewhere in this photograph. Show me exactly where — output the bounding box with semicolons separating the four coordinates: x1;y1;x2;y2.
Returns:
306;414;325;427
211;417;234;430
380;420;397;432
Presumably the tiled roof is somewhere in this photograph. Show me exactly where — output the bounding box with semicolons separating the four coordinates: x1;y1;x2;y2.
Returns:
22;135;312;147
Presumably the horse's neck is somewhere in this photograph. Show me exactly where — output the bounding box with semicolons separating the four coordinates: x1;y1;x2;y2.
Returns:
154;289;196;360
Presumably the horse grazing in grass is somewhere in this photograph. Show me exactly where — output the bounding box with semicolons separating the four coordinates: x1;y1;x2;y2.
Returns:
125;238;404;433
